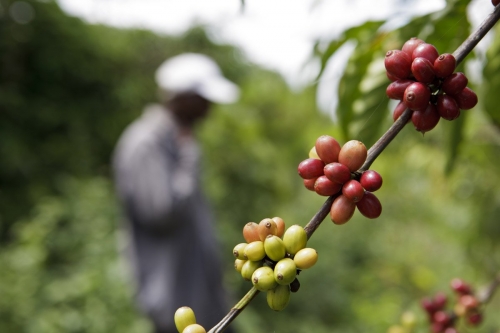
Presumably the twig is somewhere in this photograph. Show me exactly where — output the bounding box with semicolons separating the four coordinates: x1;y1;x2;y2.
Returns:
208;5;500;333
479;273;500;304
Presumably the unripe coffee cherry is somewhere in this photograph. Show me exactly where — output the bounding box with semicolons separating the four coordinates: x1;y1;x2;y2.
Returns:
402;37;424;58
442;72;468;96
315;135;341;164
324;162;351;184
453;87;478;110
243;222;260;243
314;175;342;196
385;50;412;79
267;284;291;311
182;324;206;333
338;140;367;172
411;102;440;133
404;82;430;111
360;170;383;192
174;306;197;333
293;248;318;269
244;241;266;261
330;194;356;225
234;259;245;273
342;180;365;202
274;258;297;285
264;235;286;261
241;260;262;281
386;79;414;100
252;266;277;291
434;53;456;78
298;158;325;179
258;218;278;241
412;43;439;63
233;243;247;260
272;217;286;238
356;191;382;219
308;146;320;159
411;57;436;83
437;94;460;120
282;225;307;255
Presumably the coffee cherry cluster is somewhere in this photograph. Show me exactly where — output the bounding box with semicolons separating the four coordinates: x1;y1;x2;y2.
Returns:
420;278;483;333
233;217;318;311
297;135;383;224
385;38;478;133
174;306;206;333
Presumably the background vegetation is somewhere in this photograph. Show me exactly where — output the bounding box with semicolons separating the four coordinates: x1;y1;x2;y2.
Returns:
0;0;499;332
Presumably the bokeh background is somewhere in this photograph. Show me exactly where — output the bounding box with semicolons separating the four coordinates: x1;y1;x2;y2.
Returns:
1;0;500;332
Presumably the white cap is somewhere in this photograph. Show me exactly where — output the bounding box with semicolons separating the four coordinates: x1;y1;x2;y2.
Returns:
155;53;240;104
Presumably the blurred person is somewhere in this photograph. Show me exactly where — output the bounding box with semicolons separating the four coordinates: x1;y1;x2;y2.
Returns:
112;53;240;333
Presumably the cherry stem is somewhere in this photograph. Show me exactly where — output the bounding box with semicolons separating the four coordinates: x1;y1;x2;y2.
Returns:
480;273;500;304
208;5;500;333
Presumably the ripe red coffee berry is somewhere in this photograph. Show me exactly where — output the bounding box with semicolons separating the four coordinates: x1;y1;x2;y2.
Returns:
330;194;356;225
298;158;325;179
360;170;383;192
303;178;316;191
459;295;479;310
437;94;460;120
404;82;430;111
468;312;483;325
453;87;478;110
421;297;437;314
386;79;414;100
412;103;440;133
386;71;399;82
412;43;439;63
314;175;342;196
433;292;448;309
402;37;425;58
434;53;456;78
392;100;412;123
384;50;412;79
338;140;367;172
433;311;451;326
411;57;436;83
450;278;472;294
315;135;341;164
356;191;382;219
324;162;351;184
442;72;468;96
342;180;365;202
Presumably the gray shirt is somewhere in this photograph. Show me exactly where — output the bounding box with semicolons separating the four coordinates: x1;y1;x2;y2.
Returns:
112;104;229;331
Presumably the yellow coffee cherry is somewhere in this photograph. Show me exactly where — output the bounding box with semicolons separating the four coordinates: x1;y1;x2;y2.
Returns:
386;325;405;333
241;260;262;281
232;243;247;260
293;248;318;269
400;311;416;329
274;258;297;285
252;266;277;291
267;284;291;311
182;323;206;333
174;306;196;333
283;225;307;255
264;235;286;262
234;259;246;273
309;146;320;159
244;241;265;261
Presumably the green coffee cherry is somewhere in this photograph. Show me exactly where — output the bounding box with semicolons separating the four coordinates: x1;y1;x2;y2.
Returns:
234;259;246;273
252;266;277;291
283;225;307;255
244;241;266;261
273;258;297;285
241;259;262;281
293;248;318;269
182;323;206;333
264;235;286;261
174;306;196;333
233;243;247;260
267;284;291;311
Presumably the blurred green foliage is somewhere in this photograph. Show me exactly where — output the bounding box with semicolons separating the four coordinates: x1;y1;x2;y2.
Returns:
1;0;500;332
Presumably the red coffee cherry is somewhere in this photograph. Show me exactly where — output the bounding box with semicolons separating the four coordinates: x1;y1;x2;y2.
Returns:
330;194;356;225
467;312;483;325
303;178;316;191
324;162;351;184
411;103;440;133
404;82;431;111
412;43;439;63
459;295;479;310
434;53;456;78
453;87;478;110
356;191;382;219
314;175;342;196
298;158;325;179
342;180;365;203
433;311;451;326
421;297;438;314
437;94;460;120
450;278;472;295
492;0;500;6
338;140;368;172
386;71;399;82
243;222;260;243
433;292;448;309
411;57;436;83
442;72;468;96
392;100;412;123
386;79;414;100
385;50;412;79
315;135;341;164
402;37;425;58
360;170;383;192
